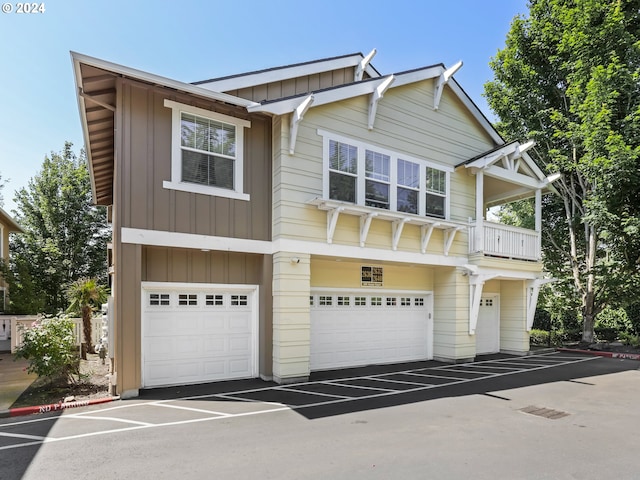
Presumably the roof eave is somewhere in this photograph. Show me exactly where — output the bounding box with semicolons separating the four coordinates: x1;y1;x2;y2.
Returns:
70;52;260;109
0;206;23;233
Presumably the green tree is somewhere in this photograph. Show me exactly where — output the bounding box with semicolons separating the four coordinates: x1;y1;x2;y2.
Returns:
6;142;110;314
485;0;640;342
66;277;108;359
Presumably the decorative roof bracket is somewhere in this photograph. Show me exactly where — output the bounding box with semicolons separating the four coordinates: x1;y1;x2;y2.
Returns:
443;226;463;256
326;206;344;244
368;75;395;130
526;278;555;331
289;94;314;155
391;218;410;251
355;48;377;81
434;61;463;110
360;212;377;247
420;223;440;253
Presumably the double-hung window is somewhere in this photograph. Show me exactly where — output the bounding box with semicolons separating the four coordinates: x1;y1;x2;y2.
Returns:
397;159;420;214
425;167;446;218
329;140;358;203
164;100;251;201
365;150;390;209
320;130;451;219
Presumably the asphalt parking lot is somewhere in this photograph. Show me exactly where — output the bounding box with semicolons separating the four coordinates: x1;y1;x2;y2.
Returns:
1;351;639;480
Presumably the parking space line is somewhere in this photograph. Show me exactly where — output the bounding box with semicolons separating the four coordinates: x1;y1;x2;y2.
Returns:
64;415;154;426
434;367;492;375
148;403;231;416
275;386;352;400
213;393;286;407
462;364;523;371
323;381;397;393
404;371;478;381
362;376;432;387
0;431;48;441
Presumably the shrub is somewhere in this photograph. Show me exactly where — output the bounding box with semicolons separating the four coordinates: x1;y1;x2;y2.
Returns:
595;307;632;342
530;329;564;347
14;315;79;385
619;332;640;348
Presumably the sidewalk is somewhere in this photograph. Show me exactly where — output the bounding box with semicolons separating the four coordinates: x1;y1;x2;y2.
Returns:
0;352;37;411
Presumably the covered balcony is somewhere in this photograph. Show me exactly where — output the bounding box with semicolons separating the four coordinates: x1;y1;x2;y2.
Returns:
459;140;558;263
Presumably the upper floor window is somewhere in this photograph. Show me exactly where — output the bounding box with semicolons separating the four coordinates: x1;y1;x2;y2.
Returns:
163;100;251;201
320;130;451;219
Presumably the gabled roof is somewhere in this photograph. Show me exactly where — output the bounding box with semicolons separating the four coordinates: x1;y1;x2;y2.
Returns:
193;52;381;93
247;63;504;145
0;206;23;233
457;140;559;205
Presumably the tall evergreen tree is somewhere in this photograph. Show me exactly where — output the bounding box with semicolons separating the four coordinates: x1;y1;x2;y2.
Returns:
5;142;110;314
485;0;640;342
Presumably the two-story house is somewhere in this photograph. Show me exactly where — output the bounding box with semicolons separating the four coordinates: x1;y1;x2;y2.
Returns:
72;50;556;398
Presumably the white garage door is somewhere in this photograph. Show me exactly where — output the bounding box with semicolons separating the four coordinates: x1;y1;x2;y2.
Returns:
476;295;500;355
142;283;258;388
310;290;432;370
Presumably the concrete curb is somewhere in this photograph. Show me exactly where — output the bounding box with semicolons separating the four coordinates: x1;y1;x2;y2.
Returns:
557;347;640;361
0;396;120;418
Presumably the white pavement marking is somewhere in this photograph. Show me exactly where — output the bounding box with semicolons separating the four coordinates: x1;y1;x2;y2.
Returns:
324;381;397;393
64;415;154;427
362;376;432;387
150;402;232;416
0;431;48;441
0;354;599;452
275;386;352;400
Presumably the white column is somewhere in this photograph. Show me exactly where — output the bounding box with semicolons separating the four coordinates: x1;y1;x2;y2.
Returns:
475;170;484;253
535;188;542;259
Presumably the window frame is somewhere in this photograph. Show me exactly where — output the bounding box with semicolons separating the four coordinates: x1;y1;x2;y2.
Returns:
164;99;251;201
319;130;452;219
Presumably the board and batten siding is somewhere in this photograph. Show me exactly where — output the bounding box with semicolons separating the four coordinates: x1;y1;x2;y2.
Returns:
273;79;495;255
117;78;272;242
223;67;363;103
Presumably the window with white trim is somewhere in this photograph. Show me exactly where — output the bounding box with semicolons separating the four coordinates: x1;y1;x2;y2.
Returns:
426;167;446;218
164;100;251;201
320;130;451;219
329;140;357;203
365;150;390;209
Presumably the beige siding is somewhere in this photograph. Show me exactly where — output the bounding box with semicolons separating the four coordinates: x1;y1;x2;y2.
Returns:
311;258;434;291
272;252;311;382
118;79;272;241
224;67;357;102
433;267;475;361
273;79;495;256
500;280;529;353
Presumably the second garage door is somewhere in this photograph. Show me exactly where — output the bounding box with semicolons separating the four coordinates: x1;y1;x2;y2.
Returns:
142;283;258;388
310;290;433;371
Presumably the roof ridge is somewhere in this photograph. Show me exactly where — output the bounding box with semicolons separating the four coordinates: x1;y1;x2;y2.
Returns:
192;52;370;85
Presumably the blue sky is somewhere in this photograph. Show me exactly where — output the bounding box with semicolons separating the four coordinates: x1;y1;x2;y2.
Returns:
0;0;528;215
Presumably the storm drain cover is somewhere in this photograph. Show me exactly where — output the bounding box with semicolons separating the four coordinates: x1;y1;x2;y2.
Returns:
520;405;570;420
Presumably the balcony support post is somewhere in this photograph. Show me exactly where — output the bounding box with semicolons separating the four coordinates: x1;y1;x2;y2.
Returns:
475;169;484;253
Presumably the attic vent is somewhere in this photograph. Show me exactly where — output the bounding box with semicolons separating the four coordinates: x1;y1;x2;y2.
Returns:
519;405;570;420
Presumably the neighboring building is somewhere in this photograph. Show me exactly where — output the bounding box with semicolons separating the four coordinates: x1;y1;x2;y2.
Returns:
72;50;557;398
0;207;23;315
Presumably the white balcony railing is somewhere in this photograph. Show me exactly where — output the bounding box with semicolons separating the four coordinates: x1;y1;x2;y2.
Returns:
469;221;540;261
